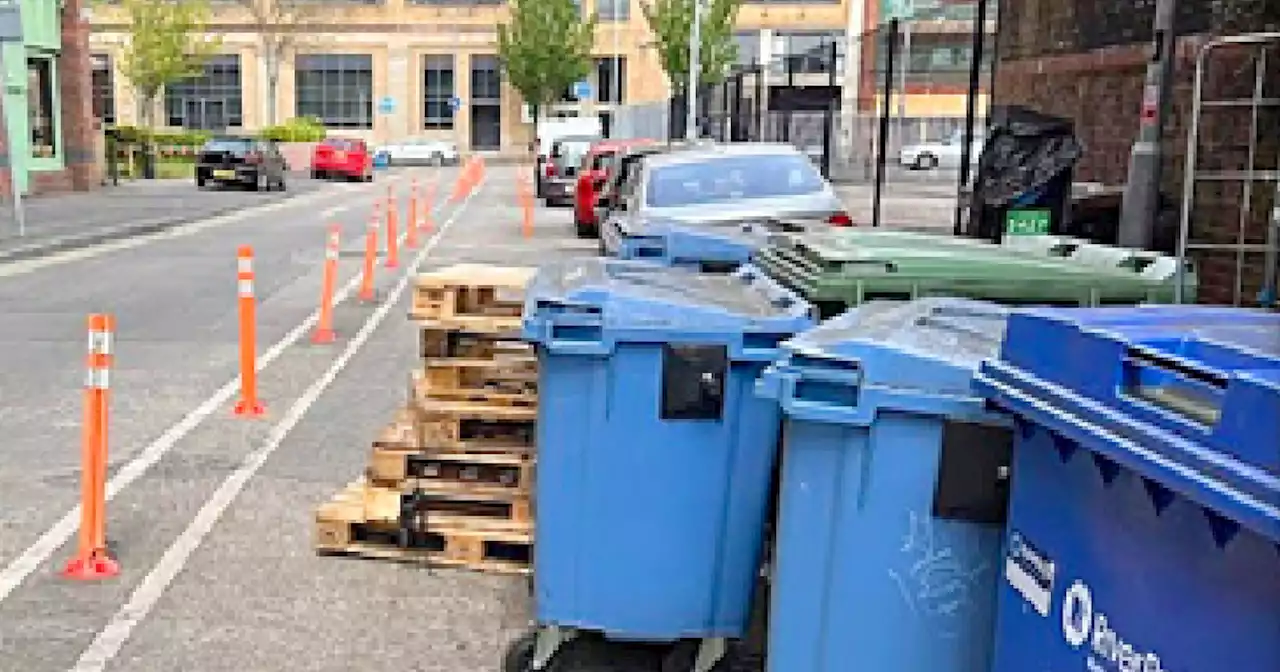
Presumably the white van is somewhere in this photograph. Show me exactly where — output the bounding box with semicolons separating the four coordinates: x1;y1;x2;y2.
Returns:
534;116;603;197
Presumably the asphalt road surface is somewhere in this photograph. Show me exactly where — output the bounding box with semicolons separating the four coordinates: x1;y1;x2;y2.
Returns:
0;165;599;672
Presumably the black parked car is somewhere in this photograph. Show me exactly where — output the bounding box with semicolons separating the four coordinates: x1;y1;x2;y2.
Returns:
196;137;288;191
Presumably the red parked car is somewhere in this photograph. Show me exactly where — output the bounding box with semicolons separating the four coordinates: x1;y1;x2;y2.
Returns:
573;138;655;238
311;138;373;182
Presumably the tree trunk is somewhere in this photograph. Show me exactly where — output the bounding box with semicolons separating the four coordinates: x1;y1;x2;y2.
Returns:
139;92;157;180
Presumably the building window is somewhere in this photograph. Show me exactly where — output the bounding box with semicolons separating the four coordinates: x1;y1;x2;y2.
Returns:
91;54;116;125
469;54;501;103
593;56;626;103
732;31;760;67
165;55;243;130
423;55;454;130
774;31;845;76
597;0;629;20
295;54;374;129
409;0;502;4
28;57;57;159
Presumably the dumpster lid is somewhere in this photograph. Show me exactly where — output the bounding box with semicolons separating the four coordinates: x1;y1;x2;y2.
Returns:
787;298;1010;395
525;258;811;334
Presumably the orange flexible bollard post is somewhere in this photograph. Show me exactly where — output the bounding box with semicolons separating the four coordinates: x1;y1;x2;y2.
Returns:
405;178;420;248
522;187;534;239
63;314;120;581
313;225;340;344
359;202;380;303
451;162;471;203
233;246;266;417
384;185;400;269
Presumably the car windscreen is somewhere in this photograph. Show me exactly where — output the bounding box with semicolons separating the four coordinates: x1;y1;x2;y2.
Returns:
644;153;826;208
552;141;593;169
204;139;253;153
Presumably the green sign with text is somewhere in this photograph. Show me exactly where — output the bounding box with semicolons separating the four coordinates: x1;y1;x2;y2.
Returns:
1005;209;1051;236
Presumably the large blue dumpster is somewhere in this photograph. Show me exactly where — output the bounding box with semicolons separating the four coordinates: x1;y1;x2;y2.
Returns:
976;306;1280;672
520;259;812;647
602;216;821;273
757;298;1014;672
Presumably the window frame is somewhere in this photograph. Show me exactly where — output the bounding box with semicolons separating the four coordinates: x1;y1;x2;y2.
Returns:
422;54;455;130
294;53;375;130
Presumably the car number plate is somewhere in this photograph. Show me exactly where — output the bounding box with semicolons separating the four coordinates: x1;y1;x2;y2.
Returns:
213;169;236;179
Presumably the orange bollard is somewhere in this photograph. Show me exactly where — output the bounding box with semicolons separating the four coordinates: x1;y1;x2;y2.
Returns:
233;246;266;417
359;202;380;302
63;313;120;581
451;162;470;203
313;225;340;344
384;185;400;269
405;178;420;248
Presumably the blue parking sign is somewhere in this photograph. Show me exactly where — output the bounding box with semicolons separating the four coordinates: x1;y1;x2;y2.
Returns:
573;80;592;100
449;96;462;112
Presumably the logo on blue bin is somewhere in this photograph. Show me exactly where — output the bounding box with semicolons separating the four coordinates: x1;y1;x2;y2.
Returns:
1060;580;1170;672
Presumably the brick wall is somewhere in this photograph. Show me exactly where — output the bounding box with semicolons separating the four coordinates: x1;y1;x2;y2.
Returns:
993;0;1280;305
0;0;98;200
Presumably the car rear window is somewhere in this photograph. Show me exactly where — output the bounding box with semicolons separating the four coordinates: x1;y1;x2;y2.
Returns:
645;153;826;208
322;139;355;150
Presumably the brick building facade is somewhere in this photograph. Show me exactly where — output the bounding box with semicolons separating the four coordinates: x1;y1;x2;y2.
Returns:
0;0;99;199
992;0;1279;305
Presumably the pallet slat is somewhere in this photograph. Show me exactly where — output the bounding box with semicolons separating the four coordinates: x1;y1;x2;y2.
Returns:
315;479;532;575
410;264;535;330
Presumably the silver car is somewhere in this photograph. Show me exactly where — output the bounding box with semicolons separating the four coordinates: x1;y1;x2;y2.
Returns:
602;143;853;234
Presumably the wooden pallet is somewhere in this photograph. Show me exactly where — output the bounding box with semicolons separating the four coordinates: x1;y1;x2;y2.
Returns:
411;364;537;407
410;264;535;331
420;328;534;361
398;449;534;492
315;479;532;574
417;399;537;450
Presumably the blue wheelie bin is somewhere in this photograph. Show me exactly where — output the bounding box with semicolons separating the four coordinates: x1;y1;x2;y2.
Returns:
514;259;813;671
602;216;823;273
757;298;1015;672
976;306;1280;672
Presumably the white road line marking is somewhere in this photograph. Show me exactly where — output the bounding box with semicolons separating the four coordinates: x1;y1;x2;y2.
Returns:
67;179;484;672
0;171;430;279
0;176;455;604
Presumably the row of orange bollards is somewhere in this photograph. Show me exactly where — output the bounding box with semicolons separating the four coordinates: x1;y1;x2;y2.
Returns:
63;163;482;581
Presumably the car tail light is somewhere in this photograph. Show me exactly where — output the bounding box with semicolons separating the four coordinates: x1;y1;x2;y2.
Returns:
544;163;557;178
828;211;854;226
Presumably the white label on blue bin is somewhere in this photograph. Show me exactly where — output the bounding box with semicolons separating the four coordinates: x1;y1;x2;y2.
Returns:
1004;531;1055;618
1061;580;1170;672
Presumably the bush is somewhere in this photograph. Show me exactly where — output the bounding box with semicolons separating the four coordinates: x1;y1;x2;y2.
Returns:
259;117;327;142
111;126;211;147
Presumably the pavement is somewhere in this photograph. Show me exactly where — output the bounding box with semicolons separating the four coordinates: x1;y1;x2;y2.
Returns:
0;165;601;672
0;178;325;263
834;166;967;233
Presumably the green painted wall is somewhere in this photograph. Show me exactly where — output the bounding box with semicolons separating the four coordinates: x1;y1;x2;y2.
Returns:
2;0;63;194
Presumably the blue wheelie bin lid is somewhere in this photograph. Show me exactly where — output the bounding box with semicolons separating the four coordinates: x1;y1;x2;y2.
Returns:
759;298;1012;424
605;216;824;273
977;306;1280;542
522;259;814;360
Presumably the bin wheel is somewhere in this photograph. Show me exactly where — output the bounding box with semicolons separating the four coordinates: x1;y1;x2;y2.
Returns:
660;640;729;672
502;630;538;672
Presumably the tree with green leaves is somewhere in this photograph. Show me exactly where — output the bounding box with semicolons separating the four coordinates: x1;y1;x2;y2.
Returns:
232;0;324;126
117;0;221;128
642;0;742;90
497;0;597;136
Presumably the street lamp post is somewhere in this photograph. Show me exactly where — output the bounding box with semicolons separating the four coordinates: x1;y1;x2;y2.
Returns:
686;0;703;140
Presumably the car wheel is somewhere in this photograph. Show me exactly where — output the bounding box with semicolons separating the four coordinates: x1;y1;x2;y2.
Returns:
277;175;287;191
311;170;320;180
196;178;206;190
914;154;939;170
431;153;444;167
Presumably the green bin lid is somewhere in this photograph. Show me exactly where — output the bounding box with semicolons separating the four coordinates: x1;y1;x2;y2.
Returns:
755;230;1175;309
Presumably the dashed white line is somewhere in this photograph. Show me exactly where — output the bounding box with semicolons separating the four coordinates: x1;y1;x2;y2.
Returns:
67;178;484;672
0;169;451;605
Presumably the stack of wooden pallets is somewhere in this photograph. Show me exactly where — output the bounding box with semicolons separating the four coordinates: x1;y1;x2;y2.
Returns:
315;264;538;575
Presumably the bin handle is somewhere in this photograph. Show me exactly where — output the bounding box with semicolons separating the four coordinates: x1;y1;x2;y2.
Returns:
1120;347;1227;426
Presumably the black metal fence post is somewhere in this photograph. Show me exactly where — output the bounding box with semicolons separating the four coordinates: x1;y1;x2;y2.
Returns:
873;20;899;229
953;0;990;235
820;39;838;180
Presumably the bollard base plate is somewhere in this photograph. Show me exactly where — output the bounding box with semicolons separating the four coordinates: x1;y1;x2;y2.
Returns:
233;399;267;417
312;328;337;344
62;551;120;581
